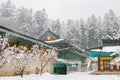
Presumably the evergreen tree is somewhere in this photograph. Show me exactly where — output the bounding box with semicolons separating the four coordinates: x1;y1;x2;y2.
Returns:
51;19;61;36
103;10;120;39
79;19;87;49
86;15;99;48
66;27;81;47
0;0;16;17
16;7;33;35
34;9;48;36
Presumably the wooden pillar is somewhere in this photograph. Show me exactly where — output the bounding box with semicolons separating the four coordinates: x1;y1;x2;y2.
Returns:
98;57;100;71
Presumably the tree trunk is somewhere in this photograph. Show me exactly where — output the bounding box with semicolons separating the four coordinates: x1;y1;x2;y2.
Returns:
40;68;43;76
20;70;24;77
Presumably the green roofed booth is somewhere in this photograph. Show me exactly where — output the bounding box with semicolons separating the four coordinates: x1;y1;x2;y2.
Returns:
86;50;119;71
86;50;114;57
54;62;67;74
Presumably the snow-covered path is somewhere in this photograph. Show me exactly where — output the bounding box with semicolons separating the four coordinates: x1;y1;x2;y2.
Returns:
0;72;120;80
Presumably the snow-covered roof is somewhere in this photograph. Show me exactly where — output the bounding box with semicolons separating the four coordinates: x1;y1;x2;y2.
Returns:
92;46;120;52
0;26;52;48
46;38;88;58
56;58;81;65
45;39;64;43
39;29;60;40
57;58;66;62
86;50;113;57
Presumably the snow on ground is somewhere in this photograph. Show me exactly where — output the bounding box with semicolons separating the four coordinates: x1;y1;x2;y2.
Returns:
0;72;120;80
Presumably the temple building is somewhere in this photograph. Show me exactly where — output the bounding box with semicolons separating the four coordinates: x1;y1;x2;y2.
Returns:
39;29;88;74
0;26;54;76
86;38;120;74
0;26;88;76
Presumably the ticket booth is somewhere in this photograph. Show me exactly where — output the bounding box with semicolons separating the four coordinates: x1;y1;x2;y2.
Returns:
98;56;114;71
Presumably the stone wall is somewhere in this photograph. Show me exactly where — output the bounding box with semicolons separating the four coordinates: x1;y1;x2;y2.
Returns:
0;59;54;76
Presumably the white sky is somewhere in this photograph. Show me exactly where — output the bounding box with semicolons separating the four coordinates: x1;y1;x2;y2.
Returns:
1;0;120;21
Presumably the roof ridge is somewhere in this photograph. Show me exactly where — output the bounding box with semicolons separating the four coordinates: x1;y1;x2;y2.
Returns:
0;26;52;48
39;29;60;39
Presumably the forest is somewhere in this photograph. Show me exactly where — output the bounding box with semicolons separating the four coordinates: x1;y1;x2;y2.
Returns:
0;0;120;49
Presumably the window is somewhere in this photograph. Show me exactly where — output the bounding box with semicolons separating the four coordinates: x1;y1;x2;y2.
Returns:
103;60;110;70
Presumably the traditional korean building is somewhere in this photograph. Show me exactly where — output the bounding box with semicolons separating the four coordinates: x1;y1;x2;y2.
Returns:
0;26;54;76
102;38;120;47
0;26;88;75
86;38;120;72
39;29;88;74
0;26;51;48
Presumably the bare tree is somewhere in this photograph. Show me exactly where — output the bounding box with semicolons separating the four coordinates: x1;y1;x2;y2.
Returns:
0;34;9;68
40;48;56;75
110;50;120;65
10;45;32;77
110;56;120;73
31;45;57;75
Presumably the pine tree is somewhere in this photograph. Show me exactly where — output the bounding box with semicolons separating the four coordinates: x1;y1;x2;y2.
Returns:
79;19;87;49
34;9;48;36
103;10;120;39
16;7;33;35
86;15;99;48
51;19;61;36
67;27;81;47
0;0;16;17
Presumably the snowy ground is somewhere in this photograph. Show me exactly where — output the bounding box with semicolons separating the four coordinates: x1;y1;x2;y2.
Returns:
0;72;120;80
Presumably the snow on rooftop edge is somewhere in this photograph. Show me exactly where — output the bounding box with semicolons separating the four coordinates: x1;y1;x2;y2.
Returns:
45;39;64;43
92;46;120;52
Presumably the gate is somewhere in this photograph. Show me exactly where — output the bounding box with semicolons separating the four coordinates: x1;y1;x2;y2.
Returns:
54;62;67;74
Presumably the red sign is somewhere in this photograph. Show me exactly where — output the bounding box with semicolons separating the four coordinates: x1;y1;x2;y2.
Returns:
43;36;55;41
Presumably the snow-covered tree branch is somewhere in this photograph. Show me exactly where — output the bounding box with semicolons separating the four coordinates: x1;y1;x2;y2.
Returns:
31;45;57;75
10;45;32;77
0;34;9;68
40;48;56;75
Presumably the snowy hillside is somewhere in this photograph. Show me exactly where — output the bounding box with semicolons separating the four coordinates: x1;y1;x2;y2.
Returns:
1;0;120;49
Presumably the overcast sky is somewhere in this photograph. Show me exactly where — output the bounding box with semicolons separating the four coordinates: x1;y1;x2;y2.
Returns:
1;0;120;21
